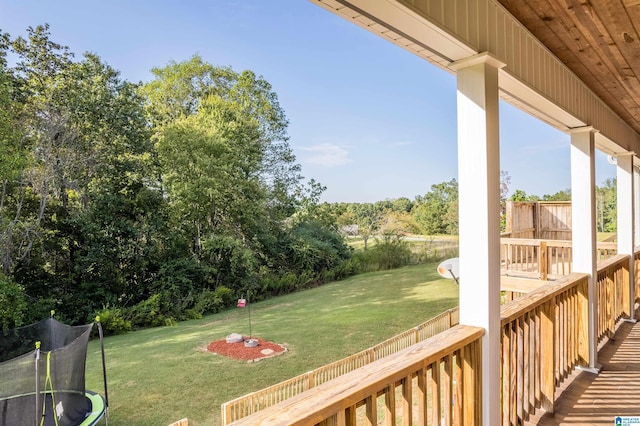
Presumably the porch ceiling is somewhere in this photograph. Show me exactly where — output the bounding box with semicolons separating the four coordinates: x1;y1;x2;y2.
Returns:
497;0;640;136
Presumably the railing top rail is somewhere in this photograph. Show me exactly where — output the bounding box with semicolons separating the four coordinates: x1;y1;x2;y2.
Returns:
500;238;617;249
597;241;618;249
500;237;568;246
500;272;589;325
596;253;629;271
226;324;484;426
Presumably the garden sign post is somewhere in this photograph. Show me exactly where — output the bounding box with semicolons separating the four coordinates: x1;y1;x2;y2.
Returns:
237;293;252;340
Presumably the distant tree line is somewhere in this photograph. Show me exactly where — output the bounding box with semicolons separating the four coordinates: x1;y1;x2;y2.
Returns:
328;173;618;247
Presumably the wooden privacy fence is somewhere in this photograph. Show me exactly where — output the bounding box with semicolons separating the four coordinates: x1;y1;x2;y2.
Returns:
503;201;572;240
221;307;459;425
226;325;484;426
501;238;618;279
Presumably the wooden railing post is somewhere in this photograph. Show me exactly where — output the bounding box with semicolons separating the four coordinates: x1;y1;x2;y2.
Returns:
540;300;555;413
623;257;631;318
577;278;590;365
540;241;548;280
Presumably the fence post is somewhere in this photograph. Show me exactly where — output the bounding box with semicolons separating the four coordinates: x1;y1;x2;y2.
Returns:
540;241;548;280
367;348;375;363
307;372;314;389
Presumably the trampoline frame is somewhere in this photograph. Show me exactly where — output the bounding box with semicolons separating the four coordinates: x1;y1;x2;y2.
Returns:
0;316;109;426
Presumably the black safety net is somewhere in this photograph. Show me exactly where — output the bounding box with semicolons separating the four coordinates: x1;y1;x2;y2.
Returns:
0;318;94;426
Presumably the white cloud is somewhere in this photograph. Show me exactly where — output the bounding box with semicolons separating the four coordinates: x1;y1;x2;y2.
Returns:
300;143;352;167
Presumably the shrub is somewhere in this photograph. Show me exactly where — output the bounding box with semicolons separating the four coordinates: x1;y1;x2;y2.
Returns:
371;235;412;270
95;306;132;335
0;274;26;330
213;286;234;307
128;293;171;328
187;285;234;319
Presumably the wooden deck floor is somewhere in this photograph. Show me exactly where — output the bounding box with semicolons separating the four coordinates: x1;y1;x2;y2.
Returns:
526;308;640;425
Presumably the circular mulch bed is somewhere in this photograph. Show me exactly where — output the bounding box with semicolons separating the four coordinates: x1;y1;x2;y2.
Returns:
207;336;287;362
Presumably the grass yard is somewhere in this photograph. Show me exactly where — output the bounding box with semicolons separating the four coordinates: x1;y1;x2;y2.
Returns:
346;234;459;252
84;262;459;425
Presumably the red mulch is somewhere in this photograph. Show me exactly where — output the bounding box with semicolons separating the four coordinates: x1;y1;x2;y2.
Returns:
207;336;287;361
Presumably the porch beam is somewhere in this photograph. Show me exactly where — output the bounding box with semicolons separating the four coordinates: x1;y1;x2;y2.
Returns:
570;126;599;371
451;51;504;426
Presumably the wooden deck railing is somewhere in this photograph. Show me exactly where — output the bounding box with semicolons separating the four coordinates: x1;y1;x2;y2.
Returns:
596;254;631;342
500;272;589;425
501;238;618;279
226;325;484;426
218;250;635;426
221;307;459;424
499;254;631;424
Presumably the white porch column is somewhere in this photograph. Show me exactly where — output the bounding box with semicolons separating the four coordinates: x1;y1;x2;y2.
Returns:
451;52;504;426
570;127;599;371
617;153;636;320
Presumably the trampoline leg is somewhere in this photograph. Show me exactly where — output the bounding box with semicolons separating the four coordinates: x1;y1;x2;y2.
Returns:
35;344;41;426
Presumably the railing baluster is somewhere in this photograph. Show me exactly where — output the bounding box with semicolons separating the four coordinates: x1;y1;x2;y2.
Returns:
431;362;440;425
384;384;395;426
501;324;510;426
517;317;524;423
454;350;463;426
365;394;377;426
417;368;427;425
443;354;453;425
523;313;530;421
509;322;517;425
402;375;412;426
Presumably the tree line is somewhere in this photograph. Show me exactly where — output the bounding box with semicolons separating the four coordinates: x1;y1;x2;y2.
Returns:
0;26;354;332
328;173;618;245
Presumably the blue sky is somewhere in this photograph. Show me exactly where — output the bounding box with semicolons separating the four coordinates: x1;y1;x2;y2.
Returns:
0;0;616;202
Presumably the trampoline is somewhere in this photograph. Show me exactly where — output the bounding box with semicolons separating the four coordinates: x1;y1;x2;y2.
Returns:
0;314;108;426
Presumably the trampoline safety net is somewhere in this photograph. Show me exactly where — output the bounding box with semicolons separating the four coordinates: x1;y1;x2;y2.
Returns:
0;317;94;426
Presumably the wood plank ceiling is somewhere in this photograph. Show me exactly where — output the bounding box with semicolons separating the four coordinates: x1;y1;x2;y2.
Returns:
497;0;640;136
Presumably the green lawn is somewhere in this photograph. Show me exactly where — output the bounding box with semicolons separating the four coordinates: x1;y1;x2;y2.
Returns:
345;234;459;251
85;262;459;425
